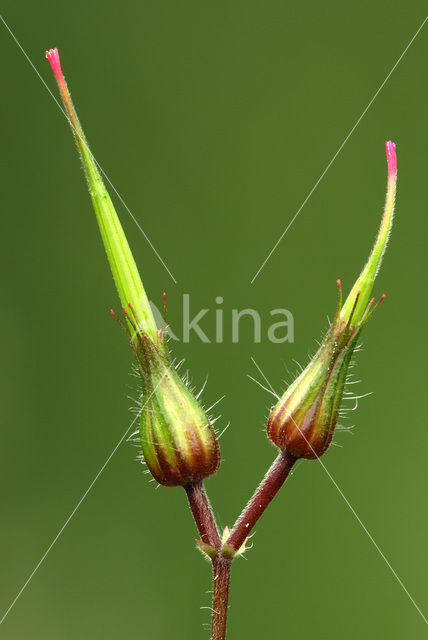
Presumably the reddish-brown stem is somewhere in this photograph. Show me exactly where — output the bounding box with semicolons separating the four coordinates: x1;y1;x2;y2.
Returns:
186;453;296;640
225;450;296;551
211;556;232;640
185;481;221;549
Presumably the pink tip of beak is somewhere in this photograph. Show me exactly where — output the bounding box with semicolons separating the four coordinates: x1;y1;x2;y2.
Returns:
45;47;65;84
385;140;397;177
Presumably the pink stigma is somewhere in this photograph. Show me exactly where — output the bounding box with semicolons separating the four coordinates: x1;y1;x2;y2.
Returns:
45;48;65;85
385;140;397;177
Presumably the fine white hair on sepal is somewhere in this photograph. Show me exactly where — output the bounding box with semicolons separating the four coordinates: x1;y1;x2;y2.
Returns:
217;421;230;440
346;378;362;385
292;358;304;374
173;357;186;371
343;392;373;401
340;391;374;413
205;395;226;413
196;374;209;400
336;424;355;433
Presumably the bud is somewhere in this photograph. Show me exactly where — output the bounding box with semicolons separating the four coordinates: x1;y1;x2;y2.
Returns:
115;305;220;486
267;142;397;459
46;48;158;343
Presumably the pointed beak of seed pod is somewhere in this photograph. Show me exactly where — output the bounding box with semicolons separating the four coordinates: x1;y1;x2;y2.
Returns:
46;48;65;84
46;47;159;344
340;141;396;326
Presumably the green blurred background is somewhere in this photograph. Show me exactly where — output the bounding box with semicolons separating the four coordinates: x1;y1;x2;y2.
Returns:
1;2;427;638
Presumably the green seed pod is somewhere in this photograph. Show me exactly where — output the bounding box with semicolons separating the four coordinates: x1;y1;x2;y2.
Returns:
140;340;220;487
116;305;220;487
268;141;397;459
267;283;363;458
47;48;220;486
